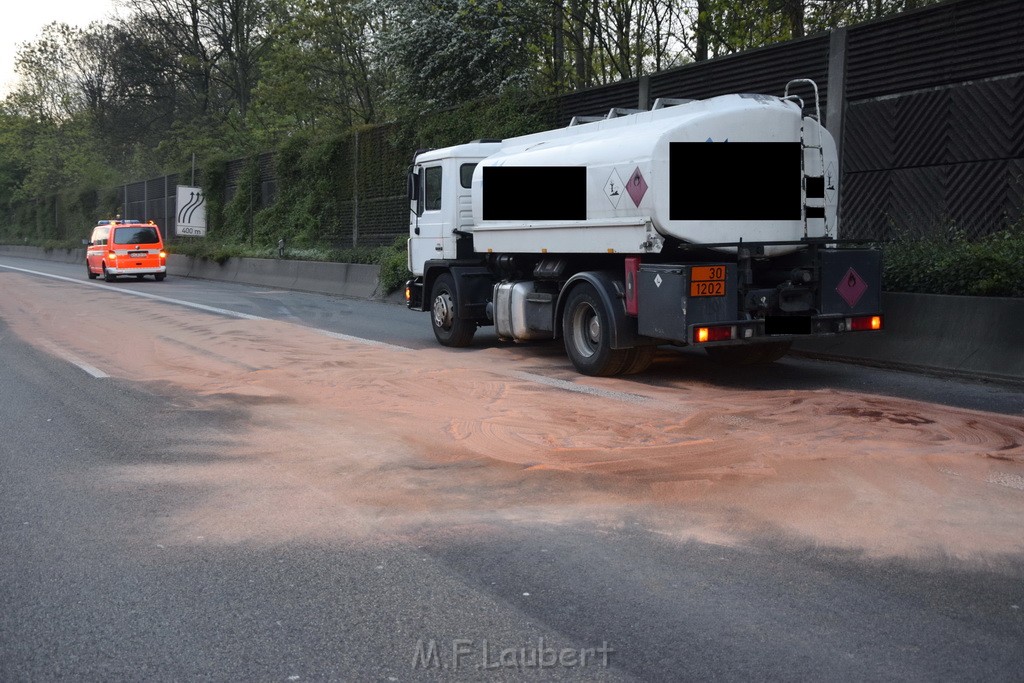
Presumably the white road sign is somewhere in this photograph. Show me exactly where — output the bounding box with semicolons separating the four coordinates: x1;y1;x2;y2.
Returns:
175;185;207;236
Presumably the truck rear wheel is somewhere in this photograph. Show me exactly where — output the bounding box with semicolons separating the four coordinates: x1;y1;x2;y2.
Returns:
705;341;792;366
622;345;656;374
562;283;631;376
430;272;476;347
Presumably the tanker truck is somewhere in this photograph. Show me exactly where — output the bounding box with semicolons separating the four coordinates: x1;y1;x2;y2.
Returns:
405;80;883;376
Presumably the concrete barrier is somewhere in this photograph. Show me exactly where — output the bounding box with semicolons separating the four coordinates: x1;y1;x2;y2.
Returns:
792;292;1024;384
3;244;1022;383
165;255;382;299
1;246;383;300
0;245;85;265
235;256;300;290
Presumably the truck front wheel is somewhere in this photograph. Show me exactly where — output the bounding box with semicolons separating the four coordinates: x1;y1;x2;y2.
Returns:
562;283;632;376
430;272;476;347
705;341;792;366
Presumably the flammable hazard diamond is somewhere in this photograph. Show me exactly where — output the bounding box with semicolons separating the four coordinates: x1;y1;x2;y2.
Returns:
836;267;868;308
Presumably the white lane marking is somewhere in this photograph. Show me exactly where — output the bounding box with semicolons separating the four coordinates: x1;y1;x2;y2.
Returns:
2;262;658;403
0;264;264;320
988;473;1024;491
0;263;407;351
510;370;653;405
42;343;109;379
317;329;411;352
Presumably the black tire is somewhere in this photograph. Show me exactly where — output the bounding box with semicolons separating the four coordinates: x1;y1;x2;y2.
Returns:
705;341;792;366
430;273;476;347
561;282;631;376
155;273;166;282
103;265;116;282
622;345;656;375
136;275;145;280
86;261;98;280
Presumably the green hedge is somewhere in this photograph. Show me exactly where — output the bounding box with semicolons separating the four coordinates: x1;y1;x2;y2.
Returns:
880;227;1024;298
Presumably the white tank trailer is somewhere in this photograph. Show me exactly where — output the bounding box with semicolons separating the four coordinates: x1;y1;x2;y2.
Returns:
405;80;883;376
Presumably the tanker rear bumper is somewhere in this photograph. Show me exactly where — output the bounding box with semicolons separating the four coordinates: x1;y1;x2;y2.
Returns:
682;313;884;348
634;249;884;347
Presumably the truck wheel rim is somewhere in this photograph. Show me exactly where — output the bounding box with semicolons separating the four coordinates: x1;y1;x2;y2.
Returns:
433;292;454;330
570;302;600;358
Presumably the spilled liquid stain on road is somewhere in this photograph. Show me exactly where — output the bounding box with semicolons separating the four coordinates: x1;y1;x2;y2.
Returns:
3;272;1022;562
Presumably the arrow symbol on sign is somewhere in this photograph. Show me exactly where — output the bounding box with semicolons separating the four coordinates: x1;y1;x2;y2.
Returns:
178;191;197;223
185;192;205;223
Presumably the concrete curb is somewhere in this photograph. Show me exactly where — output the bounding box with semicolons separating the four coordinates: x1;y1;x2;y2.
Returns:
3;244;1022;383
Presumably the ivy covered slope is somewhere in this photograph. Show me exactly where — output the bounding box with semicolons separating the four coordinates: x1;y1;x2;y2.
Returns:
161;93;551;294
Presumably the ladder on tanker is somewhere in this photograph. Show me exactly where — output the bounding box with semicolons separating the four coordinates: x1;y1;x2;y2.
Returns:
785;79;831;238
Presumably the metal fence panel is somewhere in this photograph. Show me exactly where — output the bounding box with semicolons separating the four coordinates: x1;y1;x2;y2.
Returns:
846;0;1024;99
649;36;830;121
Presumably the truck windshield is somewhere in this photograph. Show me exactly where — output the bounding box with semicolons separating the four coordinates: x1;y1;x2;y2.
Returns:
114;227;160;245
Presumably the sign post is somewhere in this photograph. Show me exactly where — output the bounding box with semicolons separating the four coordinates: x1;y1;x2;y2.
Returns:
175;185;207;237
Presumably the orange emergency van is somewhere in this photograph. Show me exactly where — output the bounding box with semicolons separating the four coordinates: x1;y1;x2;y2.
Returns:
86;220;167;282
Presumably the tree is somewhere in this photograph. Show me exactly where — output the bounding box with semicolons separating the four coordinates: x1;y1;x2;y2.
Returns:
255;0;386;131
535;0;688;89
8;23;83;121
204;0;271;118
125;0;271;120
373;0;544;111
123;0;222;118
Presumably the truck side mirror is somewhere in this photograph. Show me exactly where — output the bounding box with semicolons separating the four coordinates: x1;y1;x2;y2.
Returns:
84;240;92;246
408;168;422;217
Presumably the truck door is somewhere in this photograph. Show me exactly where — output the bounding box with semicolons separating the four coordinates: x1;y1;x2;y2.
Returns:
409;163;455;273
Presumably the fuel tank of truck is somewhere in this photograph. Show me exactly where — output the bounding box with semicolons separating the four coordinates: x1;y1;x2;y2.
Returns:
469;93;838;256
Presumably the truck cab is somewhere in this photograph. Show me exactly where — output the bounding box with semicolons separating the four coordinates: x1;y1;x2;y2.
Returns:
407;142;501;275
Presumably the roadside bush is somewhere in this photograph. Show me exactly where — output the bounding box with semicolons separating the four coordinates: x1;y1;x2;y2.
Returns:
375;236;411;295
880;225;1024;298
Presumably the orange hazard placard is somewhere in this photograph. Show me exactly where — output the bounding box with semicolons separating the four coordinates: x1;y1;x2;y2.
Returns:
690;265;726;297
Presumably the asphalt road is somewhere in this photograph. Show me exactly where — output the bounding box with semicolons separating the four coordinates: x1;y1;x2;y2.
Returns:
3;255;1021;416
1;255;1023;681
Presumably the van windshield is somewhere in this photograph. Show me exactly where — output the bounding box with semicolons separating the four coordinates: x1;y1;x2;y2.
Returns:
114;227;160;245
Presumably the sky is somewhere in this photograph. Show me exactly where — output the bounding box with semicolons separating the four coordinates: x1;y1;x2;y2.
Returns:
0;0;120;98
